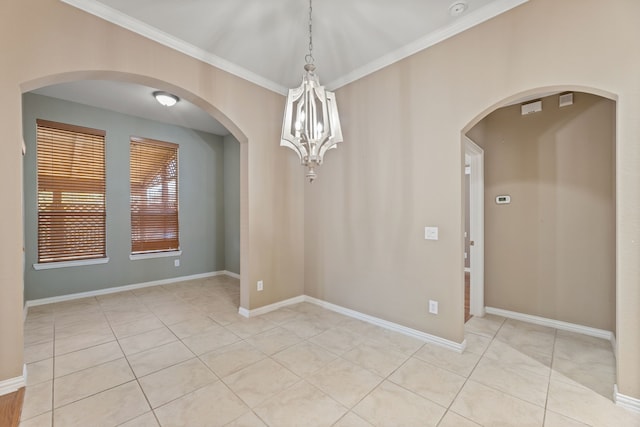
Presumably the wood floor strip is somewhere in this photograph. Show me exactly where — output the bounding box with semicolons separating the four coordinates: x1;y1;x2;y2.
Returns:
465;271;472;323
0;387;25;427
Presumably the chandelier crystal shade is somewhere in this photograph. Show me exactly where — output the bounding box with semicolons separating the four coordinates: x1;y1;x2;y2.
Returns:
281;0;343;182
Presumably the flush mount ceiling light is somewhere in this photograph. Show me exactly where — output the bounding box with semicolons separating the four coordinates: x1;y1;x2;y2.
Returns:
153;91;179;107
280;0;343;183
449;1;468;17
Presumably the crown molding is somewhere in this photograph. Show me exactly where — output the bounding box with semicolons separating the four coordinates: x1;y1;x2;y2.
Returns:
325;0;529;90
60;0;288;95
61;0;528;94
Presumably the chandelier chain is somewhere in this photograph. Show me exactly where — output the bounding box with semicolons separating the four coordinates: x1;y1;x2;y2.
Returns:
306;0;314;64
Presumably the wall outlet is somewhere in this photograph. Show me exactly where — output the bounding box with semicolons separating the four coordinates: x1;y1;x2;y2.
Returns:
257;280;263;291
174;259;180;267
429;300;438;314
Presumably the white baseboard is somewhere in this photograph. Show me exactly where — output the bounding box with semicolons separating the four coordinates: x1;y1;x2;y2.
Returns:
238;294;465;353
615;384;640;413
0;365;26;396
238;295;305;318
25;271;232;308
223;270;241;279
305;296;466;353
485;307;614;342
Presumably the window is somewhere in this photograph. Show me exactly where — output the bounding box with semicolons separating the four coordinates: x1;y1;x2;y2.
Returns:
36;119;106;263
130;137;179;254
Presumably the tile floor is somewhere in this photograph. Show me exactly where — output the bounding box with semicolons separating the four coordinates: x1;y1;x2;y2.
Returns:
19;275;640;426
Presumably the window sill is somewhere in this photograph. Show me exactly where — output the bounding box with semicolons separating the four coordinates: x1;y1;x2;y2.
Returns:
130;250;182;261
33;257;110;270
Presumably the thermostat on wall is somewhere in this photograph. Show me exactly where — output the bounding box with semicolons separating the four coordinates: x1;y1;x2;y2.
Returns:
496;195;511;204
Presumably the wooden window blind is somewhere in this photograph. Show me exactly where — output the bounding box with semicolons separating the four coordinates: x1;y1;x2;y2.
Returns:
36;119;106;263
130;137;179;253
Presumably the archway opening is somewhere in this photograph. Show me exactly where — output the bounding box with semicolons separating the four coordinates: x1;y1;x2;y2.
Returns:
20;71;249;312
462;86;617;399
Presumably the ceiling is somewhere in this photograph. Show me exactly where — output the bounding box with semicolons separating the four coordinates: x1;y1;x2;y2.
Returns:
32;80;230;135
32;0;528;135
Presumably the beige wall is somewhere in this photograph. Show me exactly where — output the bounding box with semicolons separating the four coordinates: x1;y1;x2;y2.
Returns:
469;93;615;331
305;0;640;398
0;0;304;383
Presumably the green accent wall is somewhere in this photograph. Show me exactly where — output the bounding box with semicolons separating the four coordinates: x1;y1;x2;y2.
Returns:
22;93;239;300
223;135;241;275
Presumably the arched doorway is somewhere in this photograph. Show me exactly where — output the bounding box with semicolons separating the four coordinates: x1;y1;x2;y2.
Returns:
20;71;250;312
461;86;618;397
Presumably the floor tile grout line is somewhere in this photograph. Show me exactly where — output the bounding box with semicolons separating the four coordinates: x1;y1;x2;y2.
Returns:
103;289;225;424
25;281;621;427
466;319;565;413
98;298;156;425
541;327;559;427
22;278;237;425
121;281;241;423
438;317;505;421
217;314;378;422
145;286;272;423
49;306;57;426
318;322;423;414
462;318;621;426
128;284;230;423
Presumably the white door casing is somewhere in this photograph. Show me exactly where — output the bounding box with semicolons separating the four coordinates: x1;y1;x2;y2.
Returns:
465;136;485;317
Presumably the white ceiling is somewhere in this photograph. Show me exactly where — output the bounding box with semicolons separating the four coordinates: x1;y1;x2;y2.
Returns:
32;0;528;135
32;80;230;135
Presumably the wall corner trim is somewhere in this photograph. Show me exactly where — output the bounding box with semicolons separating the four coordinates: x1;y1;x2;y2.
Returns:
485;307;614;341
239;295;466;353
224;270;241;280
614;385;640;414
238;295;305;318
0;365;26;397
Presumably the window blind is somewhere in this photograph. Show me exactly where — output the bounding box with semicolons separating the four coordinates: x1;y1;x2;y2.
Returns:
130;137;179;253
36;119;106;263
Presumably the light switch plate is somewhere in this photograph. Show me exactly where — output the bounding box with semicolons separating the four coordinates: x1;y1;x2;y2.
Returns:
425;227;439;240
429;300;438;314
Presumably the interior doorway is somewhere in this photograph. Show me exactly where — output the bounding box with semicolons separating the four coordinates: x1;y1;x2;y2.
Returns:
462;90;615;334
20;72;248;307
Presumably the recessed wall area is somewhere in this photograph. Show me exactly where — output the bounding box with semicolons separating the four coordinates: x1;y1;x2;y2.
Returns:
22;92;240;301
467;92;616;332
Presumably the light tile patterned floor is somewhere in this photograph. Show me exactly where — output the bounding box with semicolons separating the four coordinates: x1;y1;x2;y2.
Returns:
20;276;640;426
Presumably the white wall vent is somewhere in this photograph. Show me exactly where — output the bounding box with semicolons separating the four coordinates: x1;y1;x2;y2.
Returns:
521;100;542;115
559;92;574;107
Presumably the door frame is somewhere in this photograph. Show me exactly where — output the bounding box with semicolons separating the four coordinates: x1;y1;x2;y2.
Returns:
464;136;485;317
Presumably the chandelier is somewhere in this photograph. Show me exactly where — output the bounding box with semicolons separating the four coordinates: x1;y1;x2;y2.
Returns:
281;0;343;182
